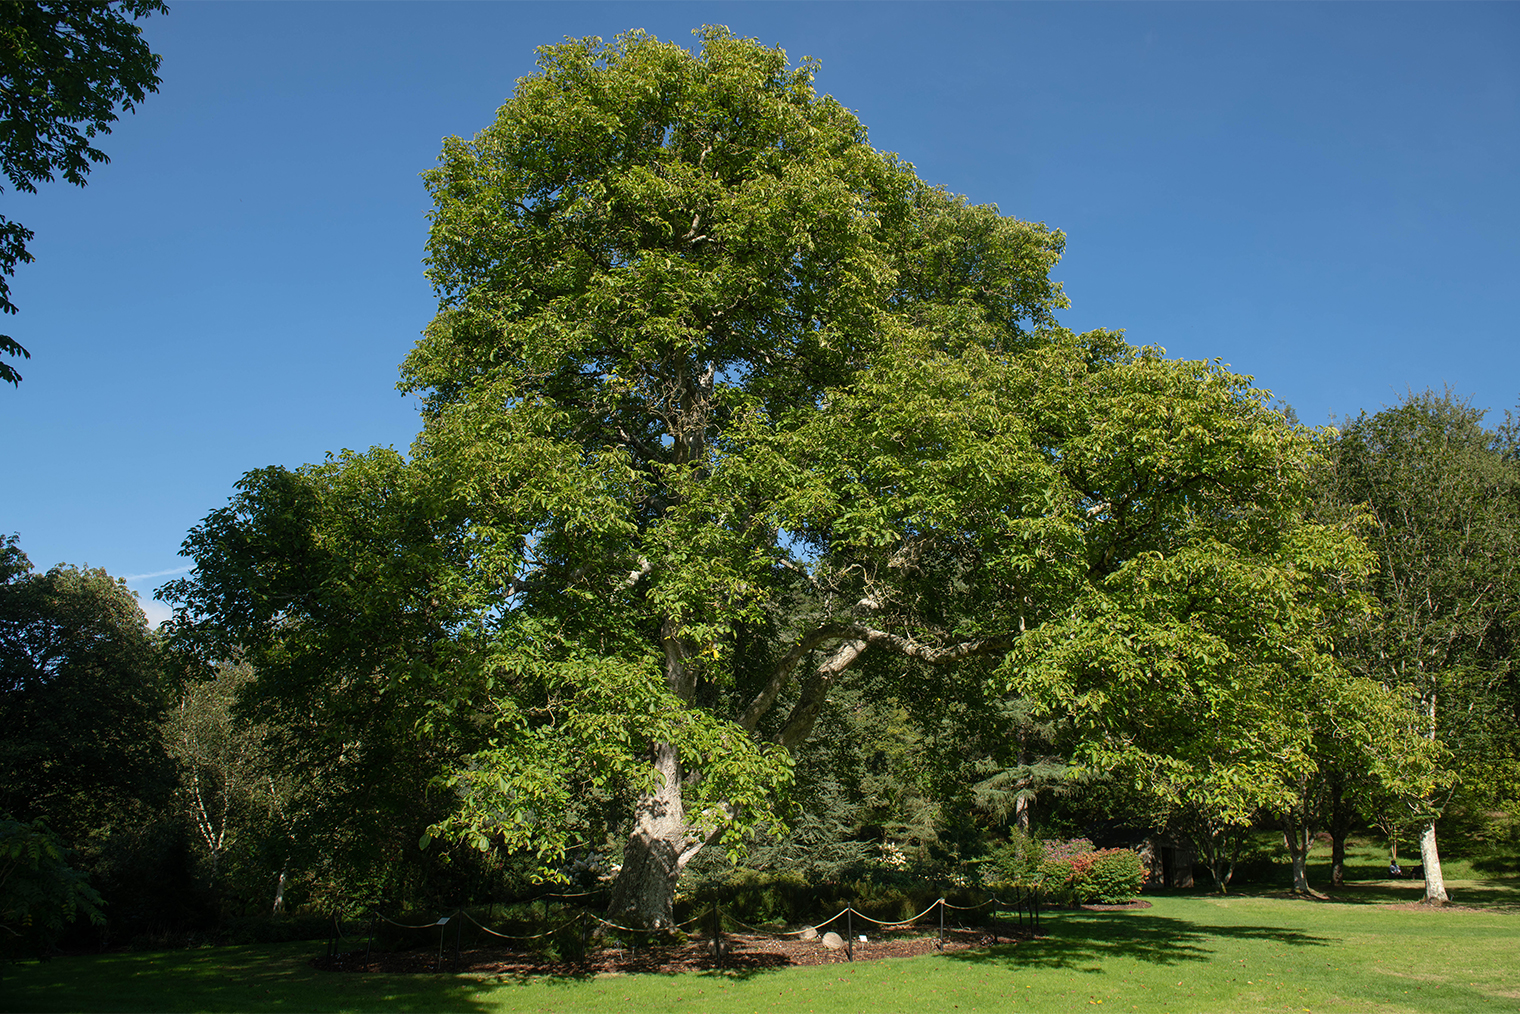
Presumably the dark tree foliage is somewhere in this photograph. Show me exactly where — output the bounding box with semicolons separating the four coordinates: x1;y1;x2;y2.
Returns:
0;535;173;884
0;0;165;385
0;816;104;958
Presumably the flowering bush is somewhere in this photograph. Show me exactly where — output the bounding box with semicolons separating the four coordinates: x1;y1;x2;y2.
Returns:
878;842;910;870
1037;840;1146;904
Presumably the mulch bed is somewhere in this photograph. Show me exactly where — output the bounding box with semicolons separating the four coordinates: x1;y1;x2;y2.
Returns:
312;927;1017;977
1080;900;1153;911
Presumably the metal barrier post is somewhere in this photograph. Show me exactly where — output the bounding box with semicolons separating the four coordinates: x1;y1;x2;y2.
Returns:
714;903;723;969
938;898;945;951
846;907;853;961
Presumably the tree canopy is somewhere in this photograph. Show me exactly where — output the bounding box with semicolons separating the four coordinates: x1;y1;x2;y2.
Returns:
169;27;1384;927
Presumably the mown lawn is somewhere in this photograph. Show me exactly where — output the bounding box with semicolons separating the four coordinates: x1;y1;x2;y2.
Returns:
6;887;1520;1013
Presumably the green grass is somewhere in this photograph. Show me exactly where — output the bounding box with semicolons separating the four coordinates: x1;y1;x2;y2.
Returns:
6;891;1520;1013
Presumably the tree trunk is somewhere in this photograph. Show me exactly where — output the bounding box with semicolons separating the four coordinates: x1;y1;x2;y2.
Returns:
607;742;692;930
272;867;287;916
1328;777;1351;889
1282;817;1324;897
1205;852;1232;893
1418;818;1449;904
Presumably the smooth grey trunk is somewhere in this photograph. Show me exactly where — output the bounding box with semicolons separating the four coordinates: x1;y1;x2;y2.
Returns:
272;867;287;916
606;742;689;930
1418;819;1449;904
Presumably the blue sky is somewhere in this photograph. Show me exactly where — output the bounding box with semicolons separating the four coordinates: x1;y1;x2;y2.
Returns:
2;1;1516;624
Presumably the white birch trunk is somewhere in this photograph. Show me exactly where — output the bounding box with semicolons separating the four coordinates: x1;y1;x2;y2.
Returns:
1418;819;1449;904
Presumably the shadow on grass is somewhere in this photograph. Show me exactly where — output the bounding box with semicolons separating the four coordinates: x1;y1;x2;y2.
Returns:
945;909;1332;973
1322;880;1520;909
1;942;510;1013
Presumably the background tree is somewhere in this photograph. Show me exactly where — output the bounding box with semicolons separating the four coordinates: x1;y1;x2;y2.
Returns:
161;655;303;915
162;453;500;914
1325;390;1520;903
0;0;165;385
0;535;170;851
0;533;186;939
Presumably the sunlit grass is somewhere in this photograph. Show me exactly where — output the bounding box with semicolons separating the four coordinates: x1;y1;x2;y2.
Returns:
6;890;1520;1012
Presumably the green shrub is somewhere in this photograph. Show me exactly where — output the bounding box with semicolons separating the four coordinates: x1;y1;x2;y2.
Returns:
1083;849;1146;904
982;830;1046;886
1;818;105;959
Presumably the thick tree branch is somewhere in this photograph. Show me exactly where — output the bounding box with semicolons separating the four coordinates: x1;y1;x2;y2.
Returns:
842;624;1014;664
735;623;851;732
774;637;868;748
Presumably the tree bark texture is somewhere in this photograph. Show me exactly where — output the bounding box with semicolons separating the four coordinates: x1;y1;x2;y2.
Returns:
606;744;688;929
1328;778;1351;889
1418;819;1449;904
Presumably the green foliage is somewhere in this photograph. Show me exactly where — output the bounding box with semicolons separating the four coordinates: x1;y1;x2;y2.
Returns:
1036;841;1144;905
0;0;166;385
168;26;1384;930
0;534;182;938
1082;848;1147;904
0;816;104;958
981;830;1046;886
1317;390;1520;897
1326;391;1520;804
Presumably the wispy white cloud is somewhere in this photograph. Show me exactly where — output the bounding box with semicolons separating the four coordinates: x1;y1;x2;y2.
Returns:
122;566;192;582
139;598;175;630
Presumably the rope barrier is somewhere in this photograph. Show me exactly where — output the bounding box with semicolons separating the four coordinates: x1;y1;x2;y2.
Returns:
845;899;943;926
940;897;997;911
588;912;672;934
341;885;1039;956
459;908;581;942
717;909;844;936
673;907;712;930
375;913;449;931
